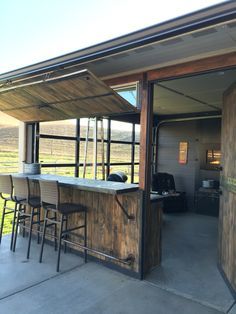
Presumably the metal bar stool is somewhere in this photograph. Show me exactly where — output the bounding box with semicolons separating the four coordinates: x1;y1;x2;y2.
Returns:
12;176;42;259
0;174;17;250
39;180;87;272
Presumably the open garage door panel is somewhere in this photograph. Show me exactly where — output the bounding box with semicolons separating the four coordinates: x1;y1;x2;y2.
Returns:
0;69;138;122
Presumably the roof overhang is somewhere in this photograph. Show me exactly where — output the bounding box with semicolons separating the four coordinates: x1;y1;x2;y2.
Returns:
0;1;235;83
0;2;235;123
0;69;137;122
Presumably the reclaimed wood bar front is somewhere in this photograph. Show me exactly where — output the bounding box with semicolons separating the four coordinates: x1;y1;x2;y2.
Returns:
14;174;162;277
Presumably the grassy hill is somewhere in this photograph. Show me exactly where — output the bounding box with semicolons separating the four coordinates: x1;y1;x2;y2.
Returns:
0;125;19;151
0;123;19;173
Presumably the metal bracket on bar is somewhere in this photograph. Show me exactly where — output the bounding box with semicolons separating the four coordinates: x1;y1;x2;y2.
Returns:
115;195;135;220
124;254;135;265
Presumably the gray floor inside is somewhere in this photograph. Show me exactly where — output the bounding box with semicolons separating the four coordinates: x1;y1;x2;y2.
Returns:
145;213;235;313
0;220;235;314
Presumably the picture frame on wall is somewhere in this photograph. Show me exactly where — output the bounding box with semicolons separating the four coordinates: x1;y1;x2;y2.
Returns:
179;141;188;164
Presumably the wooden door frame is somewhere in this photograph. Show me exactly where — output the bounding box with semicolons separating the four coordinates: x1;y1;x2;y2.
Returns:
137;54;236;280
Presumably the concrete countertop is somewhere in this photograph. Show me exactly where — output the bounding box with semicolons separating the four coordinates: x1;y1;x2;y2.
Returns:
13;173;139;195
150;191;181;202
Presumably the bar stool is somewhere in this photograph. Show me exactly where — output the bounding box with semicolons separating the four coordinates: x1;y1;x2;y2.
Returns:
12;176;42;259
0;174;17;250
39;180;87;272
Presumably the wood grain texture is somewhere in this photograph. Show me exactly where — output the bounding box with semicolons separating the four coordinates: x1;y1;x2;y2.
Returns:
0;70;137;122
28;180;141;273
145;200;162;272
138;74;161;276
70;189;141;272
139;74;153;191
219;81;236;292
147;52;236;81
25;177;162;276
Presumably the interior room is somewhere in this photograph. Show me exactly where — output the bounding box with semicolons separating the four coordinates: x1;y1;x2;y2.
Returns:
146;67;236;310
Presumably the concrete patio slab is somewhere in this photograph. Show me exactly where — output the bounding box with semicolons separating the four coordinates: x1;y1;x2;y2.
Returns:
229;304;236;314
0;233;234;314
146;213;234;313
0;234;82;299
0;260;223;314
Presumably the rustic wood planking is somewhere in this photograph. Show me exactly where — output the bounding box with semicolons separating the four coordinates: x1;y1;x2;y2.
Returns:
104;52;236;87
27;176;162;276
0;69;137;122
147;52;236;81
23;175;140;273
219;82;236;292
145;199;162;272
61;189;141;272
70;189;141;272
138;74;161;275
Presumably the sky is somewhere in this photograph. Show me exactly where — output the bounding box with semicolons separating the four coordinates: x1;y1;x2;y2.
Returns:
0;0;228;75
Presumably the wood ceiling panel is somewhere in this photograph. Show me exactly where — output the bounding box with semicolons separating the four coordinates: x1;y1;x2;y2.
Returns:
0;69;137;122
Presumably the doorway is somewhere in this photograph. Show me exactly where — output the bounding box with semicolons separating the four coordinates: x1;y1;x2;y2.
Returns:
146;68;236;311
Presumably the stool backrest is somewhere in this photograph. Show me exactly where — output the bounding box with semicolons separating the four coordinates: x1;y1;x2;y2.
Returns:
12;177;29;200
39;180;59;207
0;174;13;199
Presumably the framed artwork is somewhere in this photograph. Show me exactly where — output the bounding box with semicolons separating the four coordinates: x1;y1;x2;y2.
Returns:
179;141;188;164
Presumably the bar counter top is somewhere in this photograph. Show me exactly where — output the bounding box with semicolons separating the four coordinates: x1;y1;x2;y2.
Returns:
13;173;139;195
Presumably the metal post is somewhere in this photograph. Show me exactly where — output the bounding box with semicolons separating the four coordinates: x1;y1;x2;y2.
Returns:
93;117;98;180
106;118;111;179
100;119;105;180
75;119;80;177
154;125;159;173
152;126;157;176
131;122;135;183
83;119;90;178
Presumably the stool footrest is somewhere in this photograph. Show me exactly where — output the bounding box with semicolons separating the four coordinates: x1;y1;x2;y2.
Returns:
2;209;15;215
63;225;85;234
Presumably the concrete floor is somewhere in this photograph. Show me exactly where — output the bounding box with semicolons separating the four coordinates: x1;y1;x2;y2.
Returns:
146;213;235;313
0;227;235;314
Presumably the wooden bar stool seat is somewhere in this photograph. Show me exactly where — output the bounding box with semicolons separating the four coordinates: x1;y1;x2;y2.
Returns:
0;174;17;250
39;180;87;272
12;177;42;259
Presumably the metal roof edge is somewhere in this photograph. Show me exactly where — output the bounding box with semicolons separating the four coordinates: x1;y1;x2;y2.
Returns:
0;1;235;83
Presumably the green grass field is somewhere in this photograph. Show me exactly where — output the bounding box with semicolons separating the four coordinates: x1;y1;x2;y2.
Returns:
0;199;15;235
0;149;18;235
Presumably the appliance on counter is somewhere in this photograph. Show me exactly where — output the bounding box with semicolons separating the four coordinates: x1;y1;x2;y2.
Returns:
202;179;219;189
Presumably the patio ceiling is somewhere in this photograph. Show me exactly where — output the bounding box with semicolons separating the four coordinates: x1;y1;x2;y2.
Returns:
153;68;236;116
0;69;137;123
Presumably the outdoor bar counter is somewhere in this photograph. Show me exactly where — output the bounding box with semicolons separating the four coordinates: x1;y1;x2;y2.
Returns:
14;174;163;277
